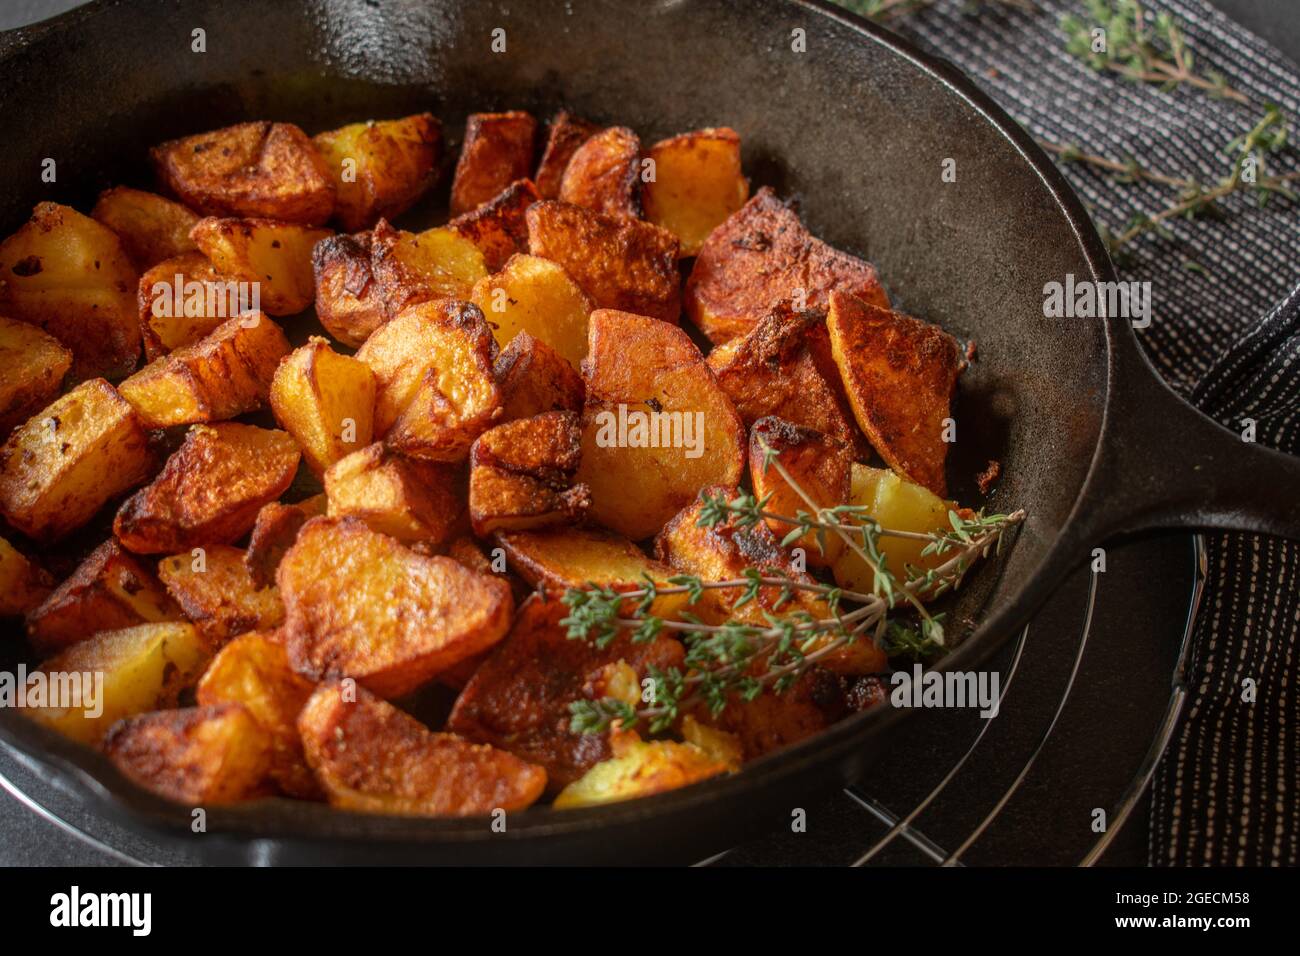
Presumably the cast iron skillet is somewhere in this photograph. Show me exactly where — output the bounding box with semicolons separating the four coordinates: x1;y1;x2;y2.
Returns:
0;0;1297;865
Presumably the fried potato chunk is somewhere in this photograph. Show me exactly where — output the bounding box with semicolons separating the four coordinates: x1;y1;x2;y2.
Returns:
559;126;641;219
355;299;501;462
643;127;748;256
270;337;375;476
311;231;385;348
190;217;331;315
26;539;180;656
471;253;592;368
104;703;272;804
0;202;140;381
114;423;300;554
553;726;727;808
0;537;52;617
370;220;488;317
450;111;538;216
827;291;963;496
136;252;239;361
299;682;546;815
447;596;685;789
117;312;290;428
448;179;540;272
684;187;889;343
692;666;855;760
535;111;599;200
243;495;327;589
313;112;441;231
469;411;590;535
158;545;285;647
577;310;744;540
25;622;210;745
493;330;585;422
0;379;154;542
324;443;463;546
151;121;335;225
526;201;680;324
196;631;319;798
279;517;514;697
0;316;72;437
91;186;199;269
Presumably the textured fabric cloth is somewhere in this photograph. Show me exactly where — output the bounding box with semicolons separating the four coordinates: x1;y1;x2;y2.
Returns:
835;0;1300;864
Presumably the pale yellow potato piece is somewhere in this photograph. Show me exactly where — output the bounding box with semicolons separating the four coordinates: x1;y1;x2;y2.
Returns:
270;337;375;475
553;727;727;809
190;217;331;315
92;186;200;270
324;443;463;546
370;221;488;318
643;128;748;257
313;113;441;232
470;254;592;368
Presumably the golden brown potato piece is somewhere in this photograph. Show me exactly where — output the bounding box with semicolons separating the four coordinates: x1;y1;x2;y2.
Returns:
0;316;72;437
448;179;540;272
827;291;963;496
158;546;285;647
279;517;514;697
577;310;744;540
324;443;463;546
25;622;210;745
26;540;180;656
471;254;592;368
270;337;375;476
535;111;600;200
104;703;272;804
91;186;199;269
493;330;585;422
469;411;590;536
0;379;153;542
0;536;52;617
151;121;335;225
0;202;140;381
706;301;866;458
558;126;641;219
553;726;727;808
137;252;240;361
693;666;855;760
369;220;488;318
117;312;290;428
189;217;331;316
114;423;300;554
447;596;685;788
748;416;851;568
642;128;748;257
526;201;680;324
355;299;501;462
299;682;546;815
243;495;327;589
196;631;319;798
684;187;890;343
311;231;386;348
450;111;538;216
313;113;441;231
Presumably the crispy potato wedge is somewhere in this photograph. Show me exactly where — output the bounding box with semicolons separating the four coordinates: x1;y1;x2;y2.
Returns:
469;411;590;535
196;631;319;798
577;310;744;540
0;202;140;381
243;494;327;589
642;127;748;256
525;201;680;323
104;703;272;804
355;299;501;462
748;416;851;568
0;379;154;542
827;292;963;496
190;217;331;315
310;231;386;348
270;337;375;475
558;126;641;219
117;312;290;428
91;186;199;269
493;330;585;422
324;443;463;546
553;726;727;808
300;682;546;815
535;111;600;200
115;423;300;554
447;596;685;789
450;111;538;216
684;187;890;343
25;622;210;745
0;316;72;437
0;536;52;617
370;219;488;317
471;253;592;368
137;252;240;361
280;516;514;697
158;545;285;647
313;113;441;231
26;540;180;656
448;178;540;272
151;121;335;225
